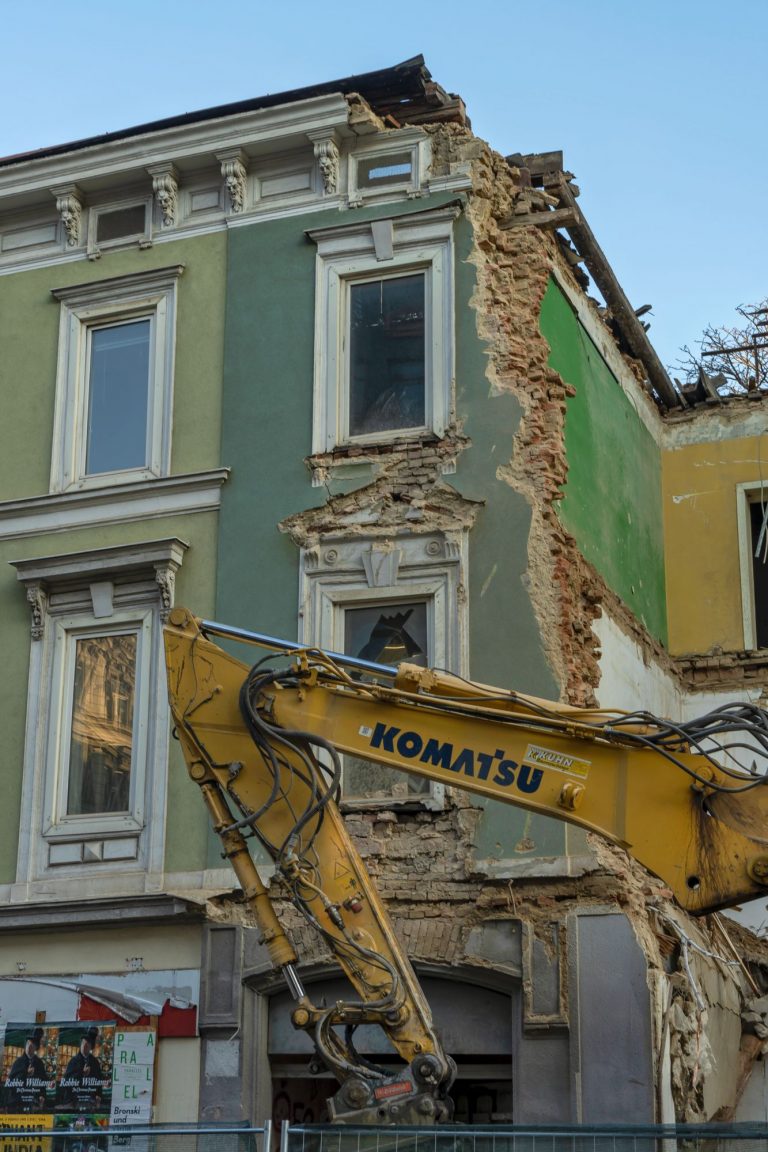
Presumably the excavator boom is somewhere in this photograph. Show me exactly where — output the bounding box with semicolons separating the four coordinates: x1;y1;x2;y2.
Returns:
163;608;768;1123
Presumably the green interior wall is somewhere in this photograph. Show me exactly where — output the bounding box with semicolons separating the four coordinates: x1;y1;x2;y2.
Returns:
540;279;667;644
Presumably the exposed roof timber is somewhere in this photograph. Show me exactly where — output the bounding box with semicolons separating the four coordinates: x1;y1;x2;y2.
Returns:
554;176;680;409
506;153;681;410
0;55;466;170
507;151;564;178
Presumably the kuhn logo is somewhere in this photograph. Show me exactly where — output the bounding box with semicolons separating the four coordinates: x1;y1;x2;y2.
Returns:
524;744;591;779
362;723;544;794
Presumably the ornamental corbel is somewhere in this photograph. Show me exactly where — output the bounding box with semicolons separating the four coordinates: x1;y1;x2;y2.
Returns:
51;183;83;248
307;130;340;196
217;149;248;213
154;564;176;622
147;163;179;227
26;581;48;641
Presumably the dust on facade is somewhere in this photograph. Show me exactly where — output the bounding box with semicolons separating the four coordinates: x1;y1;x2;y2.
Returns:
0;54;766;1128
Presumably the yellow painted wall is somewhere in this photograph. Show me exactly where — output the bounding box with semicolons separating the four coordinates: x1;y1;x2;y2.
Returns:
0;925;202;976
155;1037;201;1122
663;432;766;655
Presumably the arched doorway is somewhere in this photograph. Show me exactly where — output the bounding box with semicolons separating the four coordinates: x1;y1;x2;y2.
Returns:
262;971;516;1125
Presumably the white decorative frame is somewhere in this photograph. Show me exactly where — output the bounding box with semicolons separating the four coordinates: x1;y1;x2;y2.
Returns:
346;131;428;206
11;538;186;891
50;265;183;494
298;529;468;807
307;206;458;454
737;481;768;649
87;196;152;254
43;608;153;846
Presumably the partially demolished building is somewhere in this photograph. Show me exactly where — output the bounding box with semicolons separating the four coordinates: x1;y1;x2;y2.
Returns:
0;56;766;1127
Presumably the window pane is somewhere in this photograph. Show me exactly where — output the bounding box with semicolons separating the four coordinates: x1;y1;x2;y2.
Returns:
86;319;150;475
357;153;413;188
67;634;135;815
349;274;425;437
343;604;430;799
96;204;147;243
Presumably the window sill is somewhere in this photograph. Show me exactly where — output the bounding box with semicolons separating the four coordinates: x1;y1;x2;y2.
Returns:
340;795;445;814
0;468;229;540
306;432;462;486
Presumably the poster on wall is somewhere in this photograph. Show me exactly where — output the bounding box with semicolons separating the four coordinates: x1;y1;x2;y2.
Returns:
54;1025;114;1123
0;1112;53;1152
0;1023;157;1131
0;1023;114;1129
109;1032;155;1126
1;1026;59;1115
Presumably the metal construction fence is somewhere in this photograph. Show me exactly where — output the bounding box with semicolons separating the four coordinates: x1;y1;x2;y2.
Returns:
0;1124;271;1152
5;1125;768;1152
279;1124;768;1152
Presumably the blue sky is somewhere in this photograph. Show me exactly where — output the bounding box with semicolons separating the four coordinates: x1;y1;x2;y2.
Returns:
3;0;765;373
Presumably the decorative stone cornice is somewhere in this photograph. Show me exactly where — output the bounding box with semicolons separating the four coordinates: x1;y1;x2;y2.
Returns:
11;538;189;636
307;130;340;195
51;183;83;247
147;163;179;227
217;149;248;213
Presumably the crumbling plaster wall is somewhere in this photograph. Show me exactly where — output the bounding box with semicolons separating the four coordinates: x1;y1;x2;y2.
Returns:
210;116;764;1123
423;123;760;1121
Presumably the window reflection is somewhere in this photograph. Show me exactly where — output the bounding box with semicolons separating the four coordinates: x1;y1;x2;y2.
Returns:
67;634;135;815
86;319;151;475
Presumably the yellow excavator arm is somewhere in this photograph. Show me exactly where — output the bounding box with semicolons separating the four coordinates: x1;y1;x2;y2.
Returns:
164;608;768;1123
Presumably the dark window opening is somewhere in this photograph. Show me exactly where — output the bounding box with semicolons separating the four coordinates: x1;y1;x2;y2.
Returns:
751;499;768;647
96;204;147;244
348;274;425;438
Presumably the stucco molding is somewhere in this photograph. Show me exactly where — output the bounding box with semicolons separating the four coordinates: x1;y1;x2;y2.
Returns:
11;537;188;890
307;129;340;195
0;467;229;540
0;188;473;279
25;581;48;641
218;149;248;213
0;95;353;205
51;183;83;247
0;894;204;929
147;162;180;227
12;537;189;600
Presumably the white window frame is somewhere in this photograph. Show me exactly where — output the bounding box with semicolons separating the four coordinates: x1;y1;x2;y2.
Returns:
44;609;152;841
299;530;467;808
50;265;183;494
88;196;152;255
347;132;427;206
11;538;186;892
308;207;457;454
737;481;768;649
